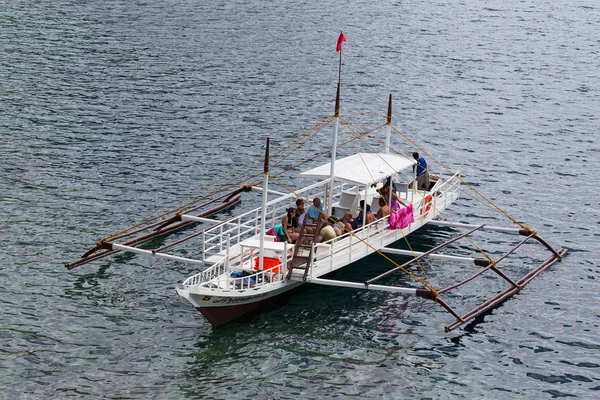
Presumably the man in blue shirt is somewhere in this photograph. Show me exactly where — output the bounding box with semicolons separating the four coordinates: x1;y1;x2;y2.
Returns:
412;152;430;190
307;197;323;223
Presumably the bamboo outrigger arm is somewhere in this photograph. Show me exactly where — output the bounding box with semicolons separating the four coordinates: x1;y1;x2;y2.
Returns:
65;185;252;270
366;224;486;285
306;277;436;300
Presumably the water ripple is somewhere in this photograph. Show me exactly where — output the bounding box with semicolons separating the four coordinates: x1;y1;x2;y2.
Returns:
2;0;600;398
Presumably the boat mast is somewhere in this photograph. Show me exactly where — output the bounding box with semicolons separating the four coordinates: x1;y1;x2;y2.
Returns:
385;94;392;154
327;32;345;215
258;137;270;271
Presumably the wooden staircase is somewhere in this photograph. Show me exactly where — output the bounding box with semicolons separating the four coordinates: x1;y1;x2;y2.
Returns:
286;219;323;281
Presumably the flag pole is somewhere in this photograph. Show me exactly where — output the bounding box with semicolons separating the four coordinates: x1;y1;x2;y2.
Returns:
328;32;346;215
334;31;345;117
335;49;342;117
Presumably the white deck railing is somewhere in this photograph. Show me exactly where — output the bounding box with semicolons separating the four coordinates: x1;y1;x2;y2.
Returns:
201;180;333;262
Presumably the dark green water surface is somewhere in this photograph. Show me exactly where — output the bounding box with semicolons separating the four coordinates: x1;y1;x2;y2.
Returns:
1;0;599;398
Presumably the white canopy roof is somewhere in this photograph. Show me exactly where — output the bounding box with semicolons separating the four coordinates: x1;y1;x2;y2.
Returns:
298;152;416;186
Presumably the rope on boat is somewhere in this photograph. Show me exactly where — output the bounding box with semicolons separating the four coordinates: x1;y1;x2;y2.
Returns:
340;117;502;288
389;124;535;234
262;113;548;304
344;110;389;118
339;117;535;273
344;117;529;233
327;115;542;299
86;116;336;255
97;117;336;245
265;114;507;296
347;130;435;289
269;121;388;180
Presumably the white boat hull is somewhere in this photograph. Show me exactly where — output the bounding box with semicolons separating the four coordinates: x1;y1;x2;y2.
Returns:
177;281;304;326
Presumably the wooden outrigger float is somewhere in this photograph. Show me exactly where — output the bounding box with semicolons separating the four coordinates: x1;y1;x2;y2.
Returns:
66;36;567;331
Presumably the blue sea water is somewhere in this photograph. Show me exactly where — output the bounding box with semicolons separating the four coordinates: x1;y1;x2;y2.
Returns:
1;0;599;398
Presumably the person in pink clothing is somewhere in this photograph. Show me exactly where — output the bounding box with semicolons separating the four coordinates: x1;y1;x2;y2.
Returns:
378;177;406;211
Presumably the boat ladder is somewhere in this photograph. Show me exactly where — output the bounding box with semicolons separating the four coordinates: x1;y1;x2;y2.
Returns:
286;219;323;281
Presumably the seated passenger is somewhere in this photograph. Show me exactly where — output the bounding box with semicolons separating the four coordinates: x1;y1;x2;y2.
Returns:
306;197;323;223
343;211;355;232
282;207;299;243
294;206;306;232
378;177;406;211
294;206;314;241
354;201;376;229
271;225;287;242
376;197;391;219
332;218;344;236
317;215;337;243
364;204;376;225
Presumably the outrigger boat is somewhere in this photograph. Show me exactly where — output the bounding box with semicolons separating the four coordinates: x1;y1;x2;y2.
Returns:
66;40;567;331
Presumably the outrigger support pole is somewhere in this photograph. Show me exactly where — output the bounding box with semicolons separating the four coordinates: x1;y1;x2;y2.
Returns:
427;220;521;234
380;247;490;266
258;138;270;271
306;277;437;300
327;84;341;215
366;224;485;285
327;39;343;216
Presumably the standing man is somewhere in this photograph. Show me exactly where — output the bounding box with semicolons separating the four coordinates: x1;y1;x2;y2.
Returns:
412;152;430;190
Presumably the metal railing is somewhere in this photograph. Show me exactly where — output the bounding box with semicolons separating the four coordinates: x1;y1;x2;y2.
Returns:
182;252;290;291
201;180;332;262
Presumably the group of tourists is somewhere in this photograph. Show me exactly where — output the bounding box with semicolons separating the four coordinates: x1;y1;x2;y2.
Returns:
273;196;349;244
275;197;324;244
270;152;429;244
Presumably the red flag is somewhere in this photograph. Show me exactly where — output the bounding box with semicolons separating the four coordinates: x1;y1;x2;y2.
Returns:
336;32;346;52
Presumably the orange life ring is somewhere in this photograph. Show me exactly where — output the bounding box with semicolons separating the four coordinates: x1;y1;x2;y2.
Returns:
420;194;433;218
